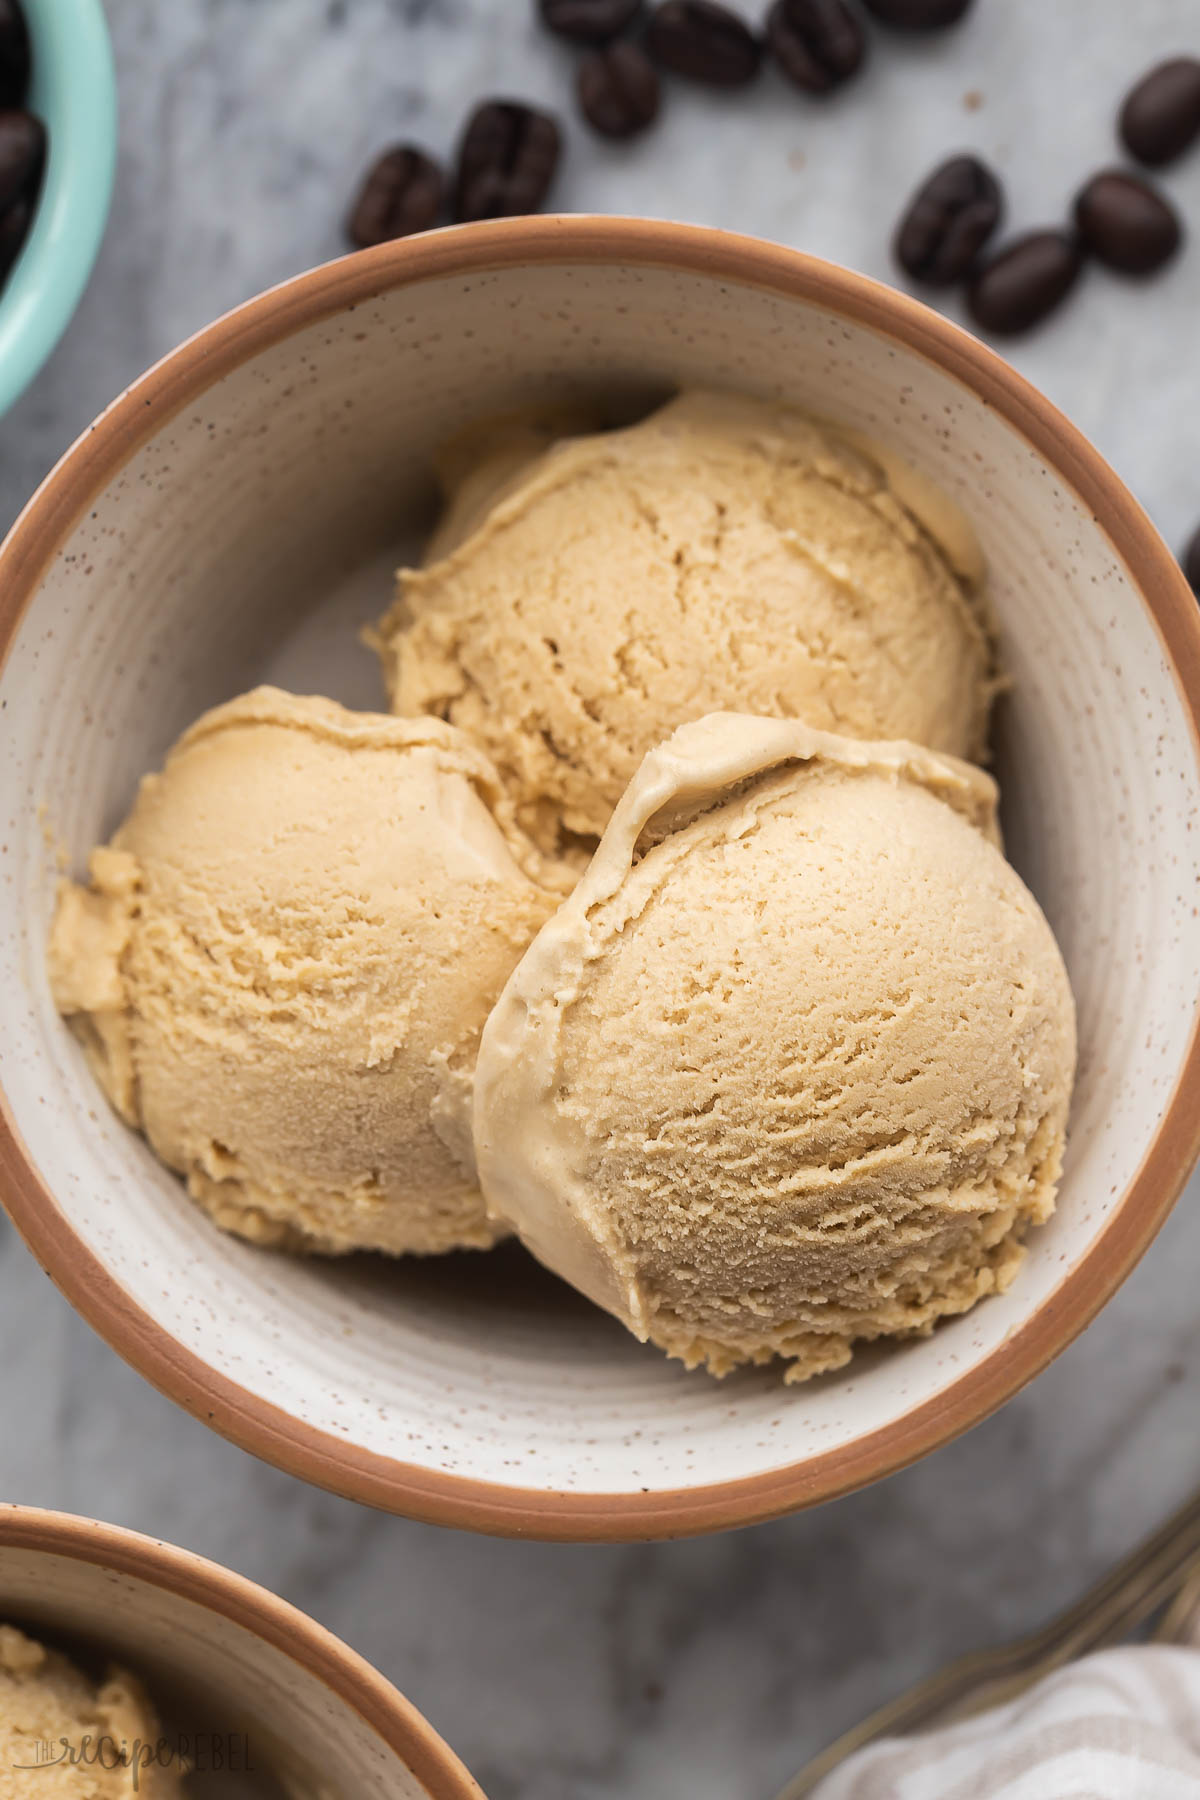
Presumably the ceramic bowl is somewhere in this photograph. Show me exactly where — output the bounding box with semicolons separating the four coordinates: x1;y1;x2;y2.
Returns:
0;1505;484;1797
0;0;117;415
1;218;1198;1541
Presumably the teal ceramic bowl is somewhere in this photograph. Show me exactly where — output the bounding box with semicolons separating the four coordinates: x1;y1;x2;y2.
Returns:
0;0;116;415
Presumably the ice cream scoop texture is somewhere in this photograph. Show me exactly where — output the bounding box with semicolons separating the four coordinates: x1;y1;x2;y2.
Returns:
474;714;1076;1381
378;390;996;851
48;688;559;1256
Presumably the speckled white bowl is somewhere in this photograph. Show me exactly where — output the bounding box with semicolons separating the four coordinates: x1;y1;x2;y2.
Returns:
1;218;1198;1540
0;1506;484;1797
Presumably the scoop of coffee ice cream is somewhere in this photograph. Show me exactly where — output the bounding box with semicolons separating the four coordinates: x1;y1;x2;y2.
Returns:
0;1624;183;1796
378;390;996;851
48;688;560;1256
474;713;1075;1381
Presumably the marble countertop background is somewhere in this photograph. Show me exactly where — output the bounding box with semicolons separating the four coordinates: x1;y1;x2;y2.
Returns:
3;2;1200;1797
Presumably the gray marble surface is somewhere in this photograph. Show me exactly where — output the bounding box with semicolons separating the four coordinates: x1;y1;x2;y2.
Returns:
3;2;1200;1797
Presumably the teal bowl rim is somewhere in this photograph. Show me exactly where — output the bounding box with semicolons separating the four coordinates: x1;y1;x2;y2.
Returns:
0;0;117;417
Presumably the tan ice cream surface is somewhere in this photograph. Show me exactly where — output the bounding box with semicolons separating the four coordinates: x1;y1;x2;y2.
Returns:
422;402;604;564
378;389;996;851
474;714;1076;1382
0;1625;183;1796
48;688;559;1257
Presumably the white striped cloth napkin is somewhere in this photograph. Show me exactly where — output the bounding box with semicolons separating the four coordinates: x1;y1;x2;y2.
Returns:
811;1646;1200;1799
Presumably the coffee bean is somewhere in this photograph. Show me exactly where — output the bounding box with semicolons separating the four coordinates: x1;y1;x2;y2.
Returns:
0;108;43;213
0;1;29;111
1074;169;1181;276
1120;58;1200;169
765;0;865;93
347;146;444;248
646;1;762;87
861;0;971;27
539;0;643;41
967;231;1084;336
894;154;1002;284
0;191;29;283
578;42;661;137
1184;524;1200;596
454;101;562;223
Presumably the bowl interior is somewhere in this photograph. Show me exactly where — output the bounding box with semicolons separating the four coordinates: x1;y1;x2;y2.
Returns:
1;238;1198;1529
0;1529;448;1797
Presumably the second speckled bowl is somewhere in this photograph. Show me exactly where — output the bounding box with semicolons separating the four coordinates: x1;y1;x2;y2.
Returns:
1;218;1198;1539
0;1505;484;1797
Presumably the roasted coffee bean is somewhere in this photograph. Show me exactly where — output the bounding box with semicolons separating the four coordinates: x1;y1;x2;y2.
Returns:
1120;57;1200;168
861;0;971;26
0;0;29;111
578;42;661;137
0;191;28;282
1184;524;1200;596
894;154;1002;284
1074;169;1181;276
967;231;1084;336
765;0;865;93
347;146;444;247
0;107;42;213
646;1;762;87
539;0;643;42
454;101;561;222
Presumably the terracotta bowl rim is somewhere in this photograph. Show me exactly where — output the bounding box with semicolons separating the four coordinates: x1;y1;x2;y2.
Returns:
2;214;1198;1541
0;1502;485;1796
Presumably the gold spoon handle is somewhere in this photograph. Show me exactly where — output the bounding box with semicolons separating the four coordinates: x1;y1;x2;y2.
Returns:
775;1486;1200;1800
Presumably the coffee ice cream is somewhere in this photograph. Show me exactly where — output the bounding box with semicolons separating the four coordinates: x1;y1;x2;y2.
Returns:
0;1625;183;1796
474;714;1075;1381
378;390;996;851
48;688;559;1256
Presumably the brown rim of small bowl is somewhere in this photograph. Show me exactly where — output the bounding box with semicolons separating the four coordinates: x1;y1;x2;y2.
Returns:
0;1504;486;1798
1;216;1198;1542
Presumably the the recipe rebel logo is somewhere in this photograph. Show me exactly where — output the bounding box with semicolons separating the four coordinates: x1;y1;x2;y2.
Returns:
11;1728;257;1788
